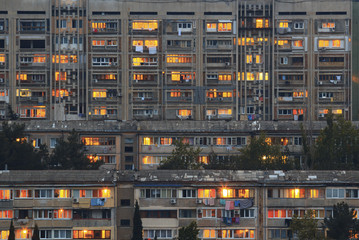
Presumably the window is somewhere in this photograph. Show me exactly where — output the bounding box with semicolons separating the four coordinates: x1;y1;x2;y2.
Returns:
92;40;105;46
72;20;83;28
82;137;116;146
50;138;58;148
294;137;303;145
319;39;343;48
53;230;71;239
238;189;253;198
132;20;158;30
167;54;192;63
178;109;192;117
93;189;111;198
279;21;289;28
142;156;167;165
202;209;216;218
15;230;31;239
92;57;117;66
294;22;304;29
55;72;66;81
40;230;52;239
53;209;72;219
269;229;292;239
52;55;77;63
73;230;111;239
220;188;235;198
280;57;288;65
179;209;196;218
132;57;157;66
322;22;335;28
140;189;176;199
218;109;232;116
255;55;262;64
178;22;192;32
256;19;264;28
206;23;217;32
240;209;255;218
93;89;107;98
120;219;130;226
34;210;52;219
218;74;232;81
0;210;13;219
32;138;42;148
293;40;303;47
144;230;172;239
54;189;71;198
246;55;252;64
0;190;11;200
218;22;232;32
202;230;216;239
57;20;67;28
15;189;32;198
278;109;292;115
326;188;345;198
346;189;359;198
198;189;216;198
181;189;196;198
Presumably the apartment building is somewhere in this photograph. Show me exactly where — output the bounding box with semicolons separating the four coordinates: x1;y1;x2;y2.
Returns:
19;120;326;170
0;0;354;121
1;170;359;240
0;170;116;240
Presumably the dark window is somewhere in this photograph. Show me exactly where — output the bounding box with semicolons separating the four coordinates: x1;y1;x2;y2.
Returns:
120;219;130;226
179;209;196;218
204;12;232;15
92;11;121;15
140;210;177;218
125;146;133;152
278;12;307;15
17;11;45;14
125;164;134;170
0;40;4;48
316;11;346;15
130;12;157;15
20;40;45;49
121;199;131;206
167;12;195;15
124;138;134;144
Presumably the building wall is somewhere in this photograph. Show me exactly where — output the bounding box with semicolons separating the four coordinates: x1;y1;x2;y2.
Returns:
0;0;353;121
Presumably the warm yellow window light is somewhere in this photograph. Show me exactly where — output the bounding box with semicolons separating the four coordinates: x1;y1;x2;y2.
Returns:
332;40;341;47
132;40;143;46
101;188;111;198
33;55;46;63
293;40;303;47
145;40;158;47
143;137;152;145
93;40;105;46
178;109;191;116
206;23;217;31
0;54;5;63
246;55;253;64
55;72;67;81
92;22;106;29
256;19;263;28
132;21;158;30
17;74;28;81
218;74;232;81
93;89;107;98
318;40;329;48
218;22;232;32
279;21;289;28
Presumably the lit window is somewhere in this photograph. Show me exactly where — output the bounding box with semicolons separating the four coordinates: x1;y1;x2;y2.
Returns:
318;40;329;48
145;40;158;47
218;22;232;32
277;40;289;46
93;189;111;198
0;190;11;200
332;40;341;48
170;90;181;97
143;137;154;145
0;54;5;63
54;189;71;198
52;89;69;98
167;54;192;63
206;23;217;32
19;107;46;118
322;22;335;28
132;40;143;46
92;22;106;30
238;189;251;198
279;21;289;28
256;19;263;28
93;107;107;116
15;229;31;239
16;89;31;97
255;55;262;64
198;189;216;198
53;209;72;219
202;230;216;238
0;230;10;239
178;109;192;117
293;40;303;47
33;55;46;63
218;109;232;115
288;188;305;198
52;55;77;63
310;189;319;198
55;72;67;81
246;55;252;64
17;74;28;81
132;21;158;31
93;89;107;98
218;74;232;81
221;188;235;198
199;156;208;164
92;40;105;46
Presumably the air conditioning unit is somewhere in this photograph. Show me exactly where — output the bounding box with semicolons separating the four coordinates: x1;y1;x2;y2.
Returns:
196;199;202;204
73;198;79;203
170;198;177;204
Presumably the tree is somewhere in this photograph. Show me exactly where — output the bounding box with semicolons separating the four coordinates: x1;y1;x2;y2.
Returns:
8;220;15;240
290;210;324;240
0;122;44;170
158;139;202;170
314;113;359;170
32;224;40;240
50;129;103;170
324;202;359;240
238;133;293;170
204;151;240;170
178;221;199;240
131;201;143;240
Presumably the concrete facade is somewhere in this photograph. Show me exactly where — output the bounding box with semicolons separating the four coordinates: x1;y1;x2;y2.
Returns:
1;170;359;240
0;0;353;122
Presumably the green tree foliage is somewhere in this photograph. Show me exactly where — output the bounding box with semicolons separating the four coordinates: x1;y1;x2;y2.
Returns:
50;129;102;170
158;139;202;170
8;220;15;240
314;113;359;170
237;133;293;170
0;122;44;170
131;201;143;240
324;202;359;240
32;224;40;240
178;221;199;240
204;151;239;170
290;210;324;240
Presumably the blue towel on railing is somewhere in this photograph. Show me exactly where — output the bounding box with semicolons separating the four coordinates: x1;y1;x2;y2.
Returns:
91;198;105;206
